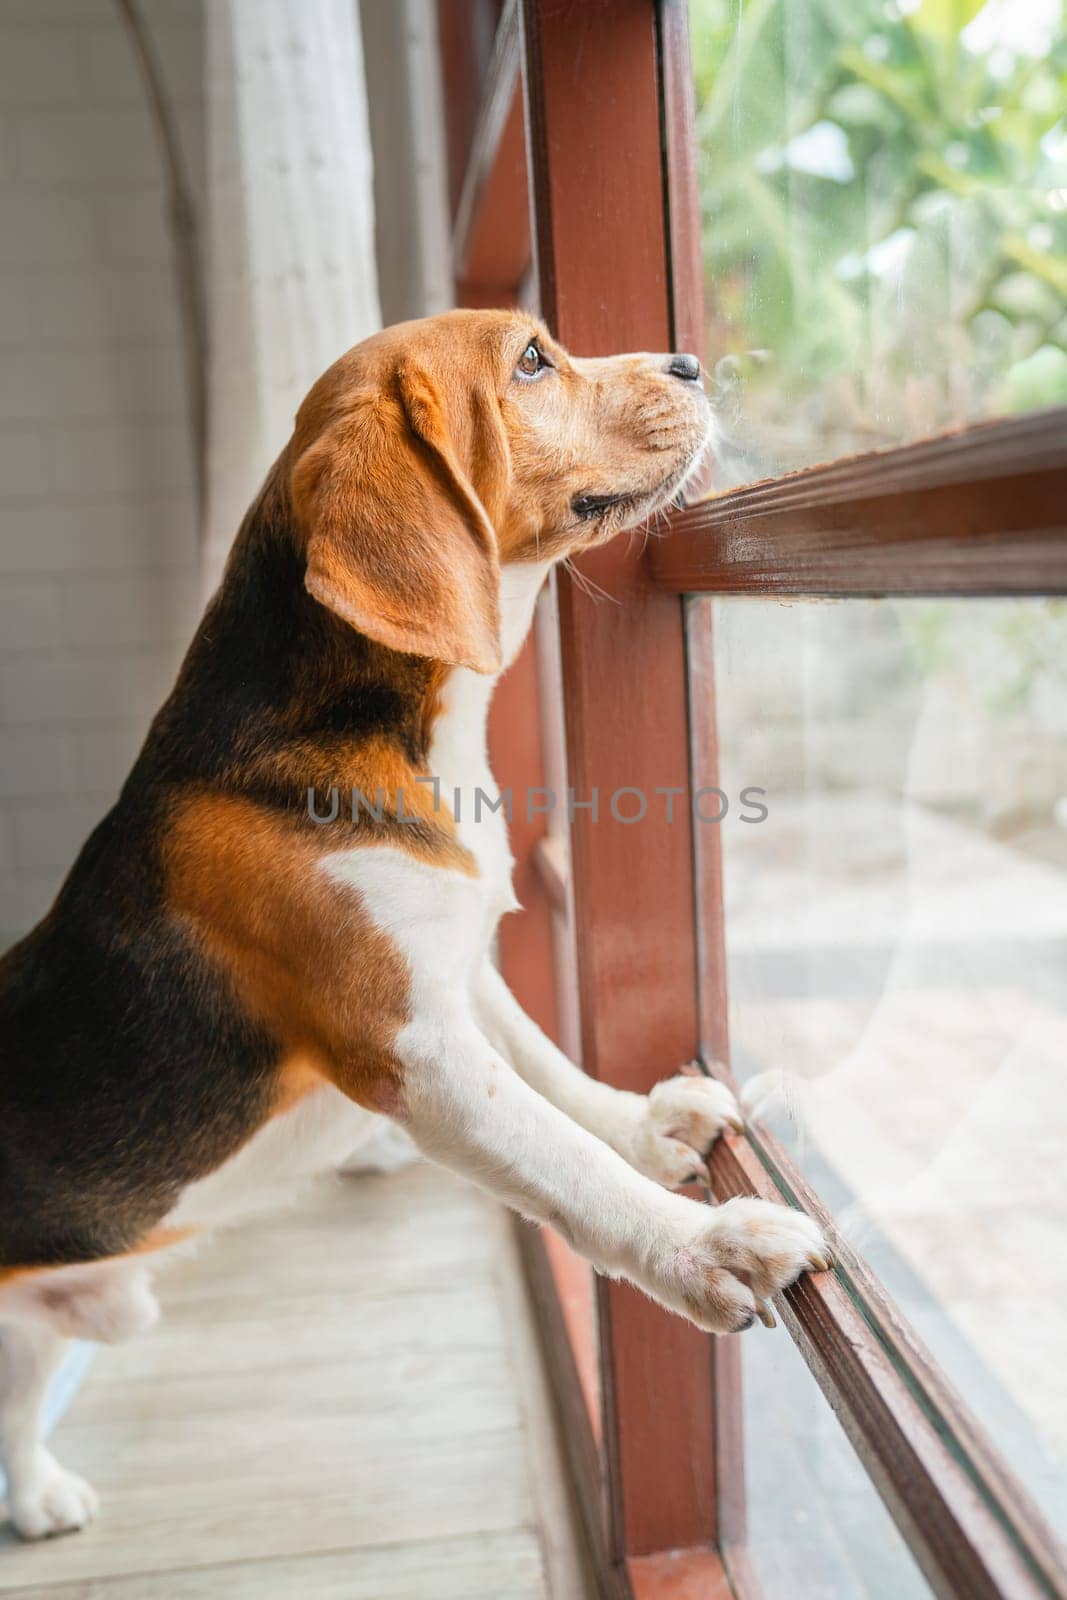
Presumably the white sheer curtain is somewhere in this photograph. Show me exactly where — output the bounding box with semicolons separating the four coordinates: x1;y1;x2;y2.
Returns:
203;0;382;588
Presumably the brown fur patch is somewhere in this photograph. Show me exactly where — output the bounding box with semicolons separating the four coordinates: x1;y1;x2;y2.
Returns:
271;1051;327;1117
243;730;477;876
162;781;478;1117
164;792;409;1109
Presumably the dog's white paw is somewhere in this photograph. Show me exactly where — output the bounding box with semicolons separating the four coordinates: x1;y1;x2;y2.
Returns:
627;1071;743;1188
9;1451;99;1540
644;1197;831;1333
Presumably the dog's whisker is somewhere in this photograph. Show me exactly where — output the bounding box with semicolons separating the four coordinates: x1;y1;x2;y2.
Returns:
563;557;618;606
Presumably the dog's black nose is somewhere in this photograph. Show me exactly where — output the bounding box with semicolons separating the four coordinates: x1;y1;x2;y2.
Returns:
667;352;702;384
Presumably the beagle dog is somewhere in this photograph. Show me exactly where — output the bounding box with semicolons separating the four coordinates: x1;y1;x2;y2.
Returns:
0;310;828;1539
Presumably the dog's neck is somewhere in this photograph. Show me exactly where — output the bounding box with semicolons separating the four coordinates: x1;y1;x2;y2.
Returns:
428;559;552;795
498;560;554;667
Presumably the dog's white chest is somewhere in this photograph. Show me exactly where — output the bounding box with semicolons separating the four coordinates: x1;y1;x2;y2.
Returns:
425;561;552;921
323;565;550;993
318;670;515;1014
428;665;516;925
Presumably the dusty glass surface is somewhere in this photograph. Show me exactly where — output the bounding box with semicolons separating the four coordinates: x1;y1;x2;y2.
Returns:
690;0;1067;486
692;595;1067;1537
737;1319;933;1597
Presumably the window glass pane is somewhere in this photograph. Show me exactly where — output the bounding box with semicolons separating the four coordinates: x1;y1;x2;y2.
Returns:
690;0;1067;485
736;1317;933;1597
693;595;1067;1536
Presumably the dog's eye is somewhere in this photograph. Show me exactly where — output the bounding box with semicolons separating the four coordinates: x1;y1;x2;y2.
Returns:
515;341;546;380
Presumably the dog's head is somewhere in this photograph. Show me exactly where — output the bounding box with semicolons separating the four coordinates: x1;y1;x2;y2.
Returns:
290;309;712;674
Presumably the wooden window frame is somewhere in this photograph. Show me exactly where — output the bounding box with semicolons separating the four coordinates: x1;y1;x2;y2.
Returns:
655;412;1067;597
436;2;1067;1597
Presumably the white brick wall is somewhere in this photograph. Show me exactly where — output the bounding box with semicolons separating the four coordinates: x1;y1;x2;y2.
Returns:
0;0;205;947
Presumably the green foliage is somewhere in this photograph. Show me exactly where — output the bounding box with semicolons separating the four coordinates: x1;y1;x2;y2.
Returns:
900;598;1067;719
690;0;1067;474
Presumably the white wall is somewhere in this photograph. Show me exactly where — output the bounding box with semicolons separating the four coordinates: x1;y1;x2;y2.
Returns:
0;0;205;948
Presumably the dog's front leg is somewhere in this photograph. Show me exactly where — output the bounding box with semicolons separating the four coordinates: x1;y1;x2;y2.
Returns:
475;962;743;1189
391;997;828;1332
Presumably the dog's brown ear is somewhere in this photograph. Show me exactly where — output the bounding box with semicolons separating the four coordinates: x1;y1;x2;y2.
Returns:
292;362;503;674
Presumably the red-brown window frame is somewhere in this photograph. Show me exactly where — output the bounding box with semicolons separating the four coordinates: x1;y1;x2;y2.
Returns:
437;3;1067;1597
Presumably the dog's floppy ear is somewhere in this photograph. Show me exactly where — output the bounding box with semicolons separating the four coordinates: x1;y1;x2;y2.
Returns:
292;361;503;674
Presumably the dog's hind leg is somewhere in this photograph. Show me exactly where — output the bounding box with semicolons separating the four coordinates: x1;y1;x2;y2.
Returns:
0;1255;162;1539
0;1321;98;1540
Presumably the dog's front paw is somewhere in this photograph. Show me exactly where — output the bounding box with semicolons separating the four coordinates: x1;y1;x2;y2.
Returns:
628;1071;743;1188
645;1197;831;1332
9;1450;99;1540
708;1197;831;1322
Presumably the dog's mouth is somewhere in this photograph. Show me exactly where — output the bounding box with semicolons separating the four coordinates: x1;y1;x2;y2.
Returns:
571;491;629;521
570;470;683;526
571;425;715;529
